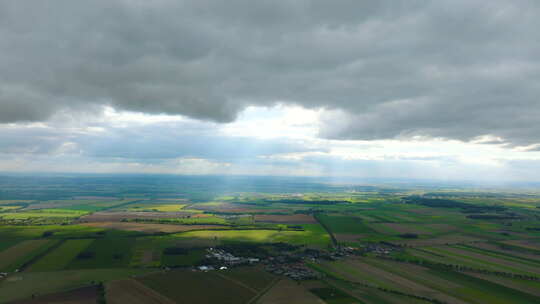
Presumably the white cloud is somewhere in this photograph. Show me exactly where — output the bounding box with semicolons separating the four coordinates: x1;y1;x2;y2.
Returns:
1;103;540;182
221;104;322;139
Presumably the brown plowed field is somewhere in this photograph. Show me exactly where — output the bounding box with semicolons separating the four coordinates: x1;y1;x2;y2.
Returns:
106;279;175;304
10;285;98;304
257;278;324;304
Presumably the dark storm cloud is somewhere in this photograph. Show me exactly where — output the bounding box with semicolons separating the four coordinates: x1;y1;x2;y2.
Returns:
1;1;539;145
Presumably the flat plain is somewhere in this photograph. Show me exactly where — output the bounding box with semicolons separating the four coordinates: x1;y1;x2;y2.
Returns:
1;176;540;303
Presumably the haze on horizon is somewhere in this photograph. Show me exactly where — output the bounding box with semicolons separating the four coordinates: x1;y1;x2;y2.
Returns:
1;0;540;183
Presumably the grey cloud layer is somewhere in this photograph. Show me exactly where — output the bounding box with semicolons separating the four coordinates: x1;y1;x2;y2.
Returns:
1;0;539;145
0;119;321;160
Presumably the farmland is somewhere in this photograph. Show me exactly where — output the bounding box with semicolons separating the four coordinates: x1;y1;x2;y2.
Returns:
0;175;540;303
0;240;59;272
257;278;324;304
28;239;94;272
137;268;275;304
10;286;99;304
106;279;175;304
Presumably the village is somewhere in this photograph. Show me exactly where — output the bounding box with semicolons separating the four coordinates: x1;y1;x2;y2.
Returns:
193;242;401;281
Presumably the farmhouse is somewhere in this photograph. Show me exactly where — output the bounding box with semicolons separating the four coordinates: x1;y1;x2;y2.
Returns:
205;248;260;265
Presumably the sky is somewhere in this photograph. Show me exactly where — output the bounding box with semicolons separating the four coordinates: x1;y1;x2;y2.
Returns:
1;0;540;182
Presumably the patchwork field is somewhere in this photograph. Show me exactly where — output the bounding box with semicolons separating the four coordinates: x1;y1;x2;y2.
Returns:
1;177;540;303
315;256;540;304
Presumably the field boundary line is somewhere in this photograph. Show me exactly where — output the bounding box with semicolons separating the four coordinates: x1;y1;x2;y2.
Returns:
313;213;337;247
20;239;65;272
117;278;176;304
246;276;281;304
214;272;259;294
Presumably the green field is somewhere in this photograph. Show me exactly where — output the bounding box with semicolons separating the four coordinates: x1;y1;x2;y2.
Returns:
0;239;59;272
161;248;206;267
310;287;364;304
138;268;271;304
174;227;331;247
28;239;94;271
67;238;136;269
317;214;375;234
